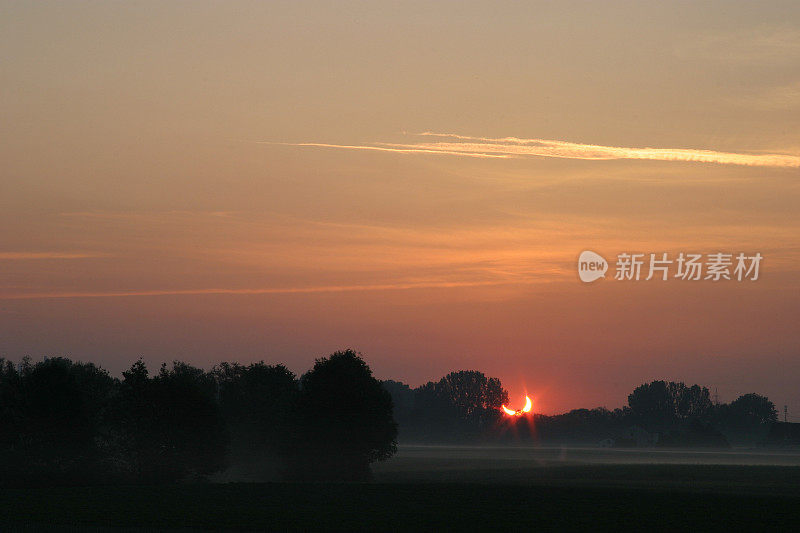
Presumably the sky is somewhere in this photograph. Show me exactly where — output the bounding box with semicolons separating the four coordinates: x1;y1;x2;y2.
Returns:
1;1;799;416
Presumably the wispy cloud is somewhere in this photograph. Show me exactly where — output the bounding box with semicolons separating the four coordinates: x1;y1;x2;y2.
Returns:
0;279;533;300
0;252;107;260
267;133;800;168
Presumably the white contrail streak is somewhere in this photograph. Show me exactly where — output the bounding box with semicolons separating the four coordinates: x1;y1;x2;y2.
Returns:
414;132;800;167
258;142;511;159
263;135;800;168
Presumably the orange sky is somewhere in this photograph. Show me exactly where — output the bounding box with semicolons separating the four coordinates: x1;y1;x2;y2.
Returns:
1;2;798;415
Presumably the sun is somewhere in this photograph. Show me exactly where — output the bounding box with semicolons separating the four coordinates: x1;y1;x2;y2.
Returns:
501;395;532;416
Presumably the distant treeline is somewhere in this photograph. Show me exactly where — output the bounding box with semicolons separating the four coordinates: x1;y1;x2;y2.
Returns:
0;351;782;486
385;377;778;448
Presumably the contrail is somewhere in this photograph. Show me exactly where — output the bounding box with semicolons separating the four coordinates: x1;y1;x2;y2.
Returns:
413;132;800;167
264;134;800;168
258;142;511;159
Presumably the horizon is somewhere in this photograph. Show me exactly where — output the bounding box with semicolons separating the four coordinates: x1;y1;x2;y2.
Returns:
0;350;785;418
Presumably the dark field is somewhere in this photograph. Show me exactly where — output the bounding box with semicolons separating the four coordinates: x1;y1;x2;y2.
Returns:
4;446;800;531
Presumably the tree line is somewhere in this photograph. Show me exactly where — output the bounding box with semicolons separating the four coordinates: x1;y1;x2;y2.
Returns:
384;377;779;447
0;350;395;486
0;350;782;486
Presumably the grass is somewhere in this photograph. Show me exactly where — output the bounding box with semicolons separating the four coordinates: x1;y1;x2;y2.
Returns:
3;463;800;531
6;447;800;530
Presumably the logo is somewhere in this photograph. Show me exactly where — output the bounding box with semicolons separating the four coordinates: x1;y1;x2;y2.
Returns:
578;250;608;283
576;251;762;283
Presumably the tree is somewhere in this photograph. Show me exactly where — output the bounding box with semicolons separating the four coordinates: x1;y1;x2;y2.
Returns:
718;393;777;439
0;357;114;485
535;407;629;443
410;371;509;441
290;350;396;480
409;380;459;440
213;361;299;461
110;360;227;483
381;380;415;434
728;393;777;426
677;384;713;422
437;370;509;420
0;358;23;482
628;381;712;431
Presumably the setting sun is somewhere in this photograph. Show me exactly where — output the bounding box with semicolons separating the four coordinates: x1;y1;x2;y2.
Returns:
502;395;533;416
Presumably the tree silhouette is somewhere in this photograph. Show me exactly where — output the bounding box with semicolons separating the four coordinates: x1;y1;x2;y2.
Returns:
0;358;23;481
535;407;629;443
0;357;114;485
111;360;227;483
716;393;777;445
408;371;509;441
1;352;781;486
726;393;778;427
289;349;397;480
213;361;298;462
628;381;712;431
381;379;415;441
437;370;508;419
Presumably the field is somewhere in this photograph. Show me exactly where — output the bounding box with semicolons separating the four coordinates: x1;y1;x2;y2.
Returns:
3;446;800;531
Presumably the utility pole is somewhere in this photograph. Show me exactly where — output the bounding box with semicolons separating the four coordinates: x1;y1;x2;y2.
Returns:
713;387;719;406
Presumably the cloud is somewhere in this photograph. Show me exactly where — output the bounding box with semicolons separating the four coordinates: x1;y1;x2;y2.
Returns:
268;134;800;168
0;279;533;300
0;252;107;260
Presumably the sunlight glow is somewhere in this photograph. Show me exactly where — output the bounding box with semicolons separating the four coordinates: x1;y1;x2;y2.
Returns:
502;395;533;416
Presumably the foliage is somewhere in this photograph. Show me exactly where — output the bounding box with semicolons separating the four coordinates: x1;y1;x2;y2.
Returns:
289;349;397;480
213;361;298;454
0;357;114;485
0;353;788;485
406;370;509;441
722;393;778;428
715;393;777;445
111;360;227;483
535;407;629;443
437;370;508;419
628;381;713;431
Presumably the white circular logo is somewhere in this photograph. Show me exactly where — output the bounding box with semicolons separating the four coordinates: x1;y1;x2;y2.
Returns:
578;251;608;283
